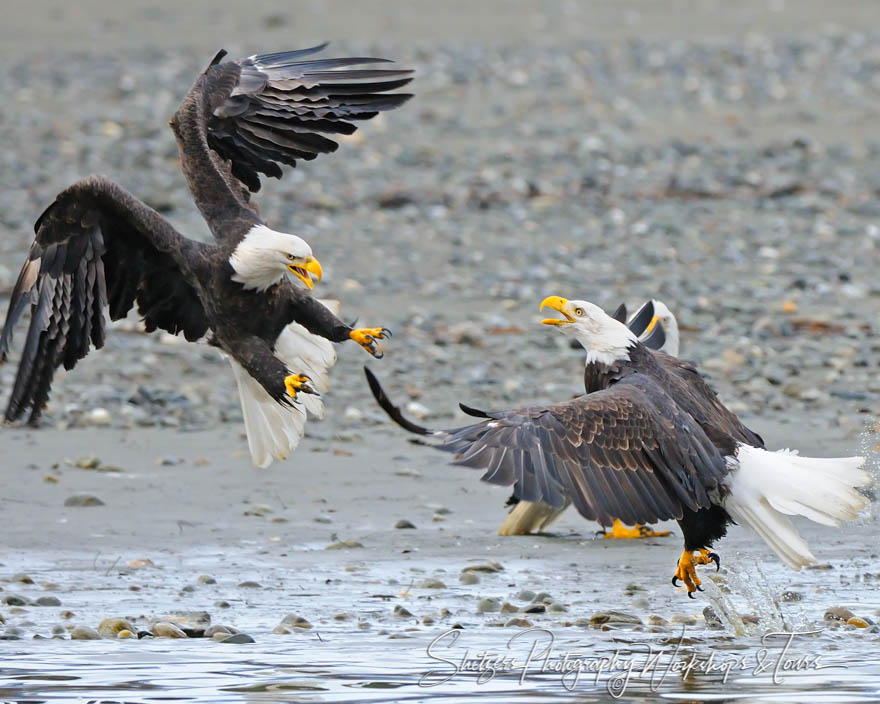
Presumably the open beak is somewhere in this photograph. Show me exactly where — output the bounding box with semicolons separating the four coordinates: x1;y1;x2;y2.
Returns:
288;256;323;290
540;295;574;325
644;315;660;334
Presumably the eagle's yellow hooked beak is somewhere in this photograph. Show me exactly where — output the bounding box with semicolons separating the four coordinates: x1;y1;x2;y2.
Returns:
288;256;323;290
540;296;574;325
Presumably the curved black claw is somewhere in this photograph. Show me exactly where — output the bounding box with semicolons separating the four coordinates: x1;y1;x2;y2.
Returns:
688;591;696;599
709;552;721;571
671;575;680;587
696;584;704;592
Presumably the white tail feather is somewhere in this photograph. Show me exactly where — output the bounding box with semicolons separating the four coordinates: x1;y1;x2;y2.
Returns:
723;444;870;569
230;299;339;468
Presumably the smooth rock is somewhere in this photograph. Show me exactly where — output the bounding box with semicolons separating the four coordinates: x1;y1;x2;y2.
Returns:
477;598;500;613
277;614;312;630
204;625;236;638
459;572;480;585
152;622;188;638
220;632;255;644
64;494;105;507
34;596;61;607
825;607;855;622
70;626;101;640
395;519;416;529
418;579;446;589
3;595;29;606
589;610;642;626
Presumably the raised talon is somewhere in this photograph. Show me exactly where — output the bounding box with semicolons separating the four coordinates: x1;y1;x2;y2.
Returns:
284;373;316;398
350;327;391;358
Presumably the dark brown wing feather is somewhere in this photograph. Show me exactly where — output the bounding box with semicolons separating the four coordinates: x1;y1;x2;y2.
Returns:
0;176;210;423
171;44;413;242
366;368;730;527
651;351;764;449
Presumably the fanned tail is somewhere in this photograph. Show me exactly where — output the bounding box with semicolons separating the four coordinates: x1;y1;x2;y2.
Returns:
723;444;870;569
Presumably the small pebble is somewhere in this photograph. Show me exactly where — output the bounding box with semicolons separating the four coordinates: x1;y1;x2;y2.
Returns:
3;595;29;606
459;572;479;585
395;519;416;529
34;596;61;607
220;633;255;644
477;598;500;613
64;494;105;507
418;579;446;589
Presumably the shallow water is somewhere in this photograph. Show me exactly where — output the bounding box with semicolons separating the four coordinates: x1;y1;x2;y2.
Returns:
3;625;880;702
3;544;880;703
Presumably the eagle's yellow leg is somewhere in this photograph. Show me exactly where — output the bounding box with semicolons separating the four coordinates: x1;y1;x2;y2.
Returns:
349;327;391;358
284;373;315;398
671;548;720;598
602;519;671;539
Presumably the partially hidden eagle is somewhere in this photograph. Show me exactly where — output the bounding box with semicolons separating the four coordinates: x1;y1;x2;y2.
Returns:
499;299;679;539
366;296;870;597
0;44;412;467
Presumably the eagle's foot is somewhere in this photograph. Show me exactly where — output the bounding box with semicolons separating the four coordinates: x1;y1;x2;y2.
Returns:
600;519;671;540
349;327;391;358
284;373;316;399
671;548;720;598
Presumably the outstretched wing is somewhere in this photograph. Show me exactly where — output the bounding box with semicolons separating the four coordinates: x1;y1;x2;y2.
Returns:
366;369;729;527
171;44;413;241
0;176;210;423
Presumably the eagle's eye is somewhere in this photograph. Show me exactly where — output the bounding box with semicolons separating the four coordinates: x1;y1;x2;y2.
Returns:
285;253;296;261
574;307;585;317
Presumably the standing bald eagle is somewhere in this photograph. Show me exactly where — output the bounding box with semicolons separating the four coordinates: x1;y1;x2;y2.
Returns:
0;44;412;467
366;296;870;596
499;299;676;538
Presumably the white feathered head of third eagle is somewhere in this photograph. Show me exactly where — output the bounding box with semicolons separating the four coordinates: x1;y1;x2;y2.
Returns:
229;224;323;292
540;296;638;366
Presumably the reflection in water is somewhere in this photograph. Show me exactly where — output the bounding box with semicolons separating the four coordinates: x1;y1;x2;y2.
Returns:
1;626;879;703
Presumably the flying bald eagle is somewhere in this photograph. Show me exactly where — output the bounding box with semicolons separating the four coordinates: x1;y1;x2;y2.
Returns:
366;296;870;597
500;299;677;538
0;44;412;467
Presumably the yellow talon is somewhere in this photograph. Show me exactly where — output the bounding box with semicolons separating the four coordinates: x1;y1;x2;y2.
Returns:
602;519;671;539
349;327;391;358
671;548;720;597
284;373;313;398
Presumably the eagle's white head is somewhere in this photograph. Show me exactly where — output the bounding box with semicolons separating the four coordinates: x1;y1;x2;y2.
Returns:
646;299;679;357
229;224;323;292
539;296;638;366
